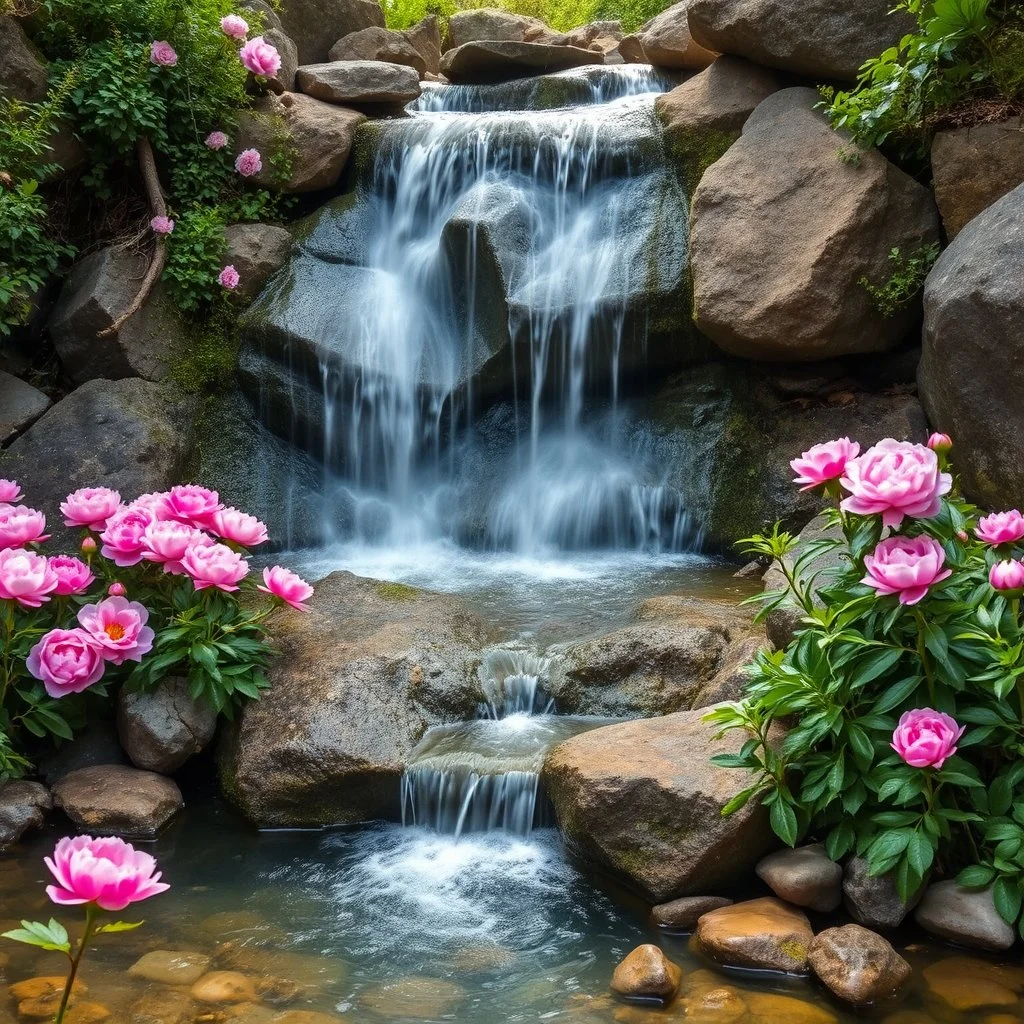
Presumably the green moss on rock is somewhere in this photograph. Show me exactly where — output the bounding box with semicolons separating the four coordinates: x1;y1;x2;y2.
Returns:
662;122;737;196
375;581;421;601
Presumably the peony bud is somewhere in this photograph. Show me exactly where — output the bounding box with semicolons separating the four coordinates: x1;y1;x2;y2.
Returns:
990;560;1024;596
81;536;97;555
107;582;127;597
927;432;953;454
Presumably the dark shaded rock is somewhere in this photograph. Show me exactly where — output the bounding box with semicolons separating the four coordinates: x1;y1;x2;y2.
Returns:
441;41;601;84
808;925;911;1006
240;0;299;89
690;88;940;361
687;0;915;81
224;222;293;302
0;781;51;848
329;26;428;76
0;370;51;445
756;843;842;912
53;764;183;837
542;705;778;901
638;0;717;69
296;59;421;107
277;0;384;64
919;183;1024;511
36;717;128;785
696;897;813;973
0;15;47;101
118;678;218;775
842;855;917;930
651;894;733;929
914;881;1015;952
404;15;442;76
610;944;681;1002
218;572;499;826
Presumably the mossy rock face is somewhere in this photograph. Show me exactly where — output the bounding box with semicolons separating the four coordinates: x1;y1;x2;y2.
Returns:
663;124;737;195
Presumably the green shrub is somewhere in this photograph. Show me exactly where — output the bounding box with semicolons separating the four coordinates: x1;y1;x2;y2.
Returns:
859;243;940;319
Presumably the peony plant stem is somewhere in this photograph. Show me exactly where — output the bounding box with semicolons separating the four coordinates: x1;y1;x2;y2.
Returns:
54;904;98;1024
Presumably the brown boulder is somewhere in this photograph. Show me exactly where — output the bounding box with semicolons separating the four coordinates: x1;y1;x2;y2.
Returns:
404;15;442;75
922;956;1024;1012
610;944;682;1002
52;764;183;837
328;26;428;75
638;0;717;69
277;0;383;64
755;843;842;912
444;8;558;49
618;34;648;63
296;59;421;106
224;222;292;302
651;894;733;929
808;925;911;1005
359;976;465;1018
440;41;600;84
190;971;257;1004
696;897;813;973
128;951;212;986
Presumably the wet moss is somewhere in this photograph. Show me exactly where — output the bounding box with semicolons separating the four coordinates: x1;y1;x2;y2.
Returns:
662;123;737;196
168;310;241;395
375;581;421;602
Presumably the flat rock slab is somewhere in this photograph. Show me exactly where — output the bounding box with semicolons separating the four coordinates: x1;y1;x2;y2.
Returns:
696;896;814;974
807;924;911;1005
128;950;212;986
0;370;50;445
440;41;601;83
53;764;183;837
296;59;421;105
756;843;842;912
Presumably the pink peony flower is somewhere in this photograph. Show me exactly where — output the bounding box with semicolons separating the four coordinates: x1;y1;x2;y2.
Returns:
108;582;126;597
205;130;229;150
840;439;953;530
976;510;1024;546
0;504;49;548
258;565;314;611
99;507;155;567
239;36;281;77
165;484;222;528
0;479;22;503
150;215;175;235
77;596;155;665
0;548;59;607
927;432;952;454
211;506;267;547
218;264;240;290
790;438;860;492
128;491;173;520
48;555;96;596
235;148;262;177
990;560;1024;595
862;534;952;606
150;40;178;67
891;708;964;769
142;519;206;574
181;540;249;592
221;13;249;38
60;487;122;531
27;628;106;698
45;835;169;912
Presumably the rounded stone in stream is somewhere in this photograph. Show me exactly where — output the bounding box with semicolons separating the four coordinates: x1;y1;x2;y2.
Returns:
610;944;681;1002
842;855;916;929
922;956;1024;1012
651;894;733;930
914;880;1015;951
128;950;212;986
52;764;182;837
755;843;842;912
807;925;911;1005
359;976;466;1018
190;971;258;1004
128;989;195;1024
0;780;51;848
696;897;813;974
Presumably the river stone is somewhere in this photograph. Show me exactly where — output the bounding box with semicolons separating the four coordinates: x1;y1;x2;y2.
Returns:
922;956;1024;1012
296;60;421;107
328;27;427;76
404;15;442;76
0;369;50;445
240;0;299;89
224;223;293;303
637;0;717;69
918;183;1024;511
914;881;1015;952
690;88;940;361
610;944;681;1002
52;765;183;837
686;0;915;80
807;925;911;1005
191;971;258;1004
0;15;48;101
842;856;916;930
117;678;218;774
218;572;498;826
129;951;212;986
444;8;559;49
696;897;813;973
744;992;838;1024
547;594;768;716
272;1013;344;1024
128;989;195;1024
756;843;842;912
277;0;383;64
651;895;733;929
440;41;601;84
359;976;466;1018
235;92;366;193
0;781;51;848
542;705;778;902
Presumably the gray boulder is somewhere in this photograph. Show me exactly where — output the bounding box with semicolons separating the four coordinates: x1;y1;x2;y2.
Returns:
690;88;940;361
0;15;47;101
240;0;299;89
651;894;733;929
0;370;51;445
638;0;717;69
919;183;1024;511
404;15;443;76
296;59;421;107
915;881;1016;952
218;572;499;826
542;705;778;901
118;678;219;775
444;8;561;49
755;843;842;912
0;781;52;848
224;222;293;302
53;764;183;837
329;26;429;76
686;0;915;80
440;41;600;83
842;855;917;930
276;0;384;64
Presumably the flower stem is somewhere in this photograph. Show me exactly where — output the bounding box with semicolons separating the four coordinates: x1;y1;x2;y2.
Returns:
55;905;98;1024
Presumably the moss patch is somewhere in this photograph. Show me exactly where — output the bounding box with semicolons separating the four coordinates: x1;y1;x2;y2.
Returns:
375;581;421;602
169;308;241;395
662;124;737;196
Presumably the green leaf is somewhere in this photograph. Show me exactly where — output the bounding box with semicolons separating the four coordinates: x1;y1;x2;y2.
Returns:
992;877;1023;926
907;832;935;876
850;647;905;688
1;918;70;953
770;799;799;847
957;864;996;889
95;920;143;934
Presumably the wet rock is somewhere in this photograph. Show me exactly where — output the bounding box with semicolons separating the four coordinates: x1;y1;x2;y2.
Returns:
696;897;813;973
931;119;1024;238
677;980;747;1024
687;0;914;80
756;844;842;912
449;944;516;973
543;705;779;902
808;925;911;1005
277;0;383;64
914;881;1015;952
445;8;559;49
651;894;733;930
271;1012;343;1024
190;971;258;1004
240;0;299;89
10;977;87;1001
690;88;940;361
0;370;51;446
744;992;838;1024
224;223;292;303
52;764;183;837
0;780;51;848
255;975;301;1006
328;26;428;76
637;0;717;69
128;989;195;1024
919;182;1024;511
128;950;212;986
117;678;218;774
610;944;681;1002
359;976;466;1018
218;572;498;826
214;944;348;992
36;717;127;785
0;15;48;101
922;956;1024;1012
404;15;442;76
235;92;366;194
842;856;916;930
296;60;421;108
440;41;600;84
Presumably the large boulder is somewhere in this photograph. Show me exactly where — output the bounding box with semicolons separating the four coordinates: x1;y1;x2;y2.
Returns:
0;781;51;849
931;119;1024;239
542;705;778;901
296;60;421;107
444;8;562;49
236;92;366;193
276;0;384;64
0;15;48;101
53;765;183;837
690;88;940;361
547;594;768;717
404;15;443;76
224;222;292;303
919;183;1024;510
328;26;429;76
0;370;50;446
218;572;499;826
637;0;717;69
240;0;299;89
686;0;915;81
440;41;601;83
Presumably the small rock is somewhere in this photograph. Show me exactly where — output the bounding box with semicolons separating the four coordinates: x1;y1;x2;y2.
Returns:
756;843;842;912
842;856;916;930
651;895;733;930
696;896;814;973
52;764;183;837
922;956;1024;1011
255;975;301;1006
0;780;52;848
359;976;466;1018
295;59;421;107
807;924;911;1005
224;224;291;303
128;950;212;986
914;881;1015;952
0;371;51;446
618;34;647;63
744;991;838;1024
128;989;195;1024
60;1004;110;1023
9;978;87;1001
190;971;258;1004
610;944;681;1002
271;1012;343;1024
677;981;746;1023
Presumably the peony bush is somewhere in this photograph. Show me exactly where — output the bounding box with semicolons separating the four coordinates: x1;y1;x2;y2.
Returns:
710;435;1024;937
0;477;313;780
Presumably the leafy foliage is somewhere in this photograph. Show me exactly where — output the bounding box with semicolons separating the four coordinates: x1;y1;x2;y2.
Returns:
859;243;941;318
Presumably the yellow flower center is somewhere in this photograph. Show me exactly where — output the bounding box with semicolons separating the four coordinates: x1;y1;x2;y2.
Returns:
104;623;126;641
